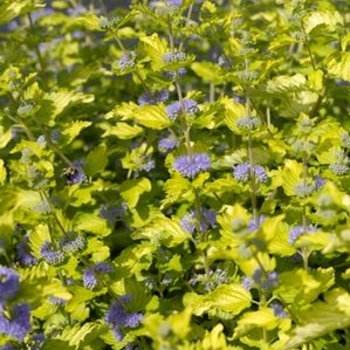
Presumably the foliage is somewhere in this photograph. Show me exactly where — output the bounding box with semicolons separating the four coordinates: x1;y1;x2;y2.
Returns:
0;0;350;349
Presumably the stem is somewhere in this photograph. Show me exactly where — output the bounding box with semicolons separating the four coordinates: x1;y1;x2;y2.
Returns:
209;82;215;103
300;22;316;71
27;14;46;84
266;106;271;130
301;151;310;271
168;17;210;280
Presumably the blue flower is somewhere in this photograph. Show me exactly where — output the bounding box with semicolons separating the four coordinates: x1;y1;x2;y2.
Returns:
59;234;85;254
0;303;31;341
248;215;266;231
139;157;155;172
99;203;125;224
252;268;279;290
174;153;210;178
50;129;61;143
329;163;349;175
233;163;268;183
48;296;68;305
242;276;254;291
158;134;179;152
314;175;325;190
40;241;65;266
106;295;143;341
83;268;97;290
16;237;38;267
83;262;113;290
289;225;317;244
119;52;136;70
181;208;216;235
138;90;169;105
270;301;289;319
94;262;113;274
236;116;260;130
294;181;315;197
163;51;187;63
168;0;182;6
0;267;20;300
166;99;198;120
36;135;46;146
164;67;187;80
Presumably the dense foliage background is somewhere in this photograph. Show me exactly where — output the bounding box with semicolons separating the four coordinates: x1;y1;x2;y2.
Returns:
1;0;350;349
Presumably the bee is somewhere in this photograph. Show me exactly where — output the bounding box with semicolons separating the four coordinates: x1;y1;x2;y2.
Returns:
62;166;79;184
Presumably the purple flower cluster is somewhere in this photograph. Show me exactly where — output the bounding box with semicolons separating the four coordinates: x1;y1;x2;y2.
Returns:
138;90;169;105
99;203;125;224
139;157;156;172
174;153;210;178
236;116;260;130
163;51;187;63
294;181;315;198
248;215;266;231
242;276;254;291
314;175;325;190
166;99;198;121
270;301;289;319
288;225;317;244
190;268;228;292
181;207;216;235
83;262;113;290
164;67;187;80
0;268;20;301
16;236;38;267
105;295;143;341
158;133;179;152
252;268;279;290
119;52;136;70
233;163;268;183
48;296;68;306
168;0;182;6
0;303;31;341
329;163;349;176
50;128;61;143
40;241;65;266
59;234;85;254
0;267;31;342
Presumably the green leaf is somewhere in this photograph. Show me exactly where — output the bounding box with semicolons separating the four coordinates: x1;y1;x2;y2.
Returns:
191;61;223;84
36;91;94;125
282;289;350;350
85;143;108;177
112;243;154;278
73;212;111;236
188;284;251;317
134;105;172;130
131;215;189;247
140;33;167;71
161;176;194;208
233;307;278;339
102;122;143;139
0;1;40;24
200;324;228;350
61;120;92;145
120;177;152;208
0;160;7;185
304;10;343;34
115;102;171;130
267;74;307;94
276;268;335;306
325;52;350;82
281;160;303;196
